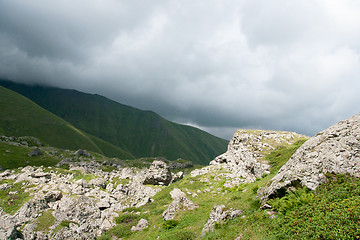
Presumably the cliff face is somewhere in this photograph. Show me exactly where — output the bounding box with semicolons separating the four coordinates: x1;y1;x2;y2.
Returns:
260;113;360;201
210;129;307;182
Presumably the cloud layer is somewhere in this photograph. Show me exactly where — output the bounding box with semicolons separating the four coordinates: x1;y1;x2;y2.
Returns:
1;0;360;139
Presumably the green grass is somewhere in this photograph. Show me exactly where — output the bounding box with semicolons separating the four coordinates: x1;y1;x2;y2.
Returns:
0;80;228;165
53;220;79;235
0;180;33;214
72;172;97;182
34;209;56;232
269;174;360;239
264;139;308;174
0;141;60;169
98;138;308;240
0;85;133;159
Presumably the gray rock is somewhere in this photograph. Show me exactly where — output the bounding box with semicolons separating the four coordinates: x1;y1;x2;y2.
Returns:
201;205;242;236
210;130;306;182
75;149;90;157
28;148;42;156
89;178;107;189
143;160;172;186
168;161;194;169
15;197;49;224
162;189;198;221
171;171;184;184
0;169;10;177
44;191;63;203
131;219;148;231
260;113;360;203
97;199;110;210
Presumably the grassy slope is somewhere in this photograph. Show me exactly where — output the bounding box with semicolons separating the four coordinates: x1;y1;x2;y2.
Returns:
0;86;133;159
0;80;228;165
99;138;309;240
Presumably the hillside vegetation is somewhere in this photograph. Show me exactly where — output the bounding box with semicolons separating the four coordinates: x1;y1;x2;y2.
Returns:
0;127;359;239
0;80;228;165
0;86;133;159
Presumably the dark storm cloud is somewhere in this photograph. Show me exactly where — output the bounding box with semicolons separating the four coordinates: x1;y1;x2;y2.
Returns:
1;0;360;140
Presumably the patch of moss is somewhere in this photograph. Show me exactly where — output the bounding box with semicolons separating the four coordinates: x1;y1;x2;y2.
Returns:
34;209;55;232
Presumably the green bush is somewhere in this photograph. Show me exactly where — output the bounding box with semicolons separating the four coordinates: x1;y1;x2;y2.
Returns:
268;187;314;214
251;185;259;194
115;213;141;225
269;174;360;239
162;220;179;229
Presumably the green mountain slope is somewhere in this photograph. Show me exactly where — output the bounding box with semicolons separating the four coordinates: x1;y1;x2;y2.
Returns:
0;80;228;164
0;86;134;159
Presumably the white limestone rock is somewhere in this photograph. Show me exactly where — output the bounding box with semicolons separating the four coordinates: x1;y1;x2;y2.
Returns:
260;113;360;202
210;129;306;182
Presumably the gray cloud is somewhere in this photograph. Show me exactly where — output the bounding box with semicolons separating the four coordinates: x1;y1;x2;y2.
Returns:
1;0;360;140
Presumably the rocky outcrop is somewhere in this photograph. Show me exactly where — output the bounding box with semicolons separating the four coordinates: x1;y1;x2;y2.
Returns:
259;113;360;202
28;147;42;156
210;130;307;182
201;205;242;236
170;171;184;184
0;160;164;239
131;219;148;232
75;149;90;157
143;160;172;186
162;188;198;221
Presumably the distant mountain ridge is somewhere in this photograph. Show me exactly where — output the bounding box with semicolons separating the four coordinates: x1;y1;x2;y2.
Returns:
0;86;134;159
0;80;228;164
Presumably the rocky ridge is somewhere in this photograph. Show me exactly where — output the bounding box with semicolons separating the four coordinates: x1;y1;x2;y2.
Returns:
0;158;184;239
209;130;307;182
259;113;360;202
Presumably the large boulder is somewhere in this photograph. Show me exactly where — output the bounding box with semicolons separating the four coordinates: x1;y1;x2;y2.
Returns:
143;160;172;186
162;188;198;221
131;219;148;232
259;113;360;202
201;205;242;236
28;148;42;156
210;130;306;182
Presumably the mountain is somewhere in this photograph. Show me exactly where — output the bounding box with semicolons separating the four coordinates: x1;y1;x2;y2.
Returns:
0;86;134;159
1;114;359;239
0;80;228;164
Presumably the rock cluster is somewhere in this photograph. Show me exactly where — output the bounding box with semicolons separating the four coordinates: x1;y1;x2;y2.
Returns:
210;130;306;182
259;113;360;202
162;188;198;221
0;160;165;239
143;160;172;186
201;205;242;236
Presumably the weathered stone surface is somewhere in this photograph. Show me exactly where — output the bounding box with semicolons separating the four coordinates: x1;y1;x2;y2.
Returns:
201;205;242;236
89;178;107;189
171;171;184;184
143;160;172;186
0;161;162;239
210;130;306;182
131;218;148;231
75;149;90;157
162;188;198;220
44;191;63;203
28;147;42;156
259;113;360;202
168;161;194;169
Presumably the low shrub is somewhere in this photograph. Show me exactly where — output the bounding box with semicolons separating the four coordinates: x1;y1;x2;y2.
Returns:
269;174;360;239
162;219;179;229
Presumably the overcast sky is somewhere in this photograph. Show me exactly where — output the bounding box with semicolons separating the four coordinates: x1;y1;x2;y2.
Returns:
1;0;360;140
